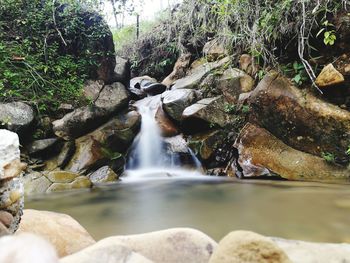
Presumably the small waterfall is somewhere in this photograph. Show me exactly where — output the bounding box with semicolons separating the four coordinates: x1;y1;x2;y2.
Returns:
125;96;203;178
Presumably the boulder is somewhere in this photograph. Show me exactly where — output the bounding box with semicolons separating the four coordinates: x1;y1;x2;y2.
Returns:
129;76;156;99
27;138;62;156
203;38;228;61
57;141;76;168
234;123;350;180
46;176;91;193
182;96;234;129
46;171;79;183
17;209;96;258
60;241;153;263
142;83;166;96
172;56;231;90
239;54;258;76
162;53;192;87
315;64;345;87
53;83;129;140
0;102;35;136
209;231;291;263
0;233;59;263
88;166;118;184
0;211;13;228
102;228;217;263
66;111;140;173
161;89;202;122
0;130;22;180
112;56;130;84
82;80;104;101
23;172;52;195
155;106;179;137
273;238;350;263
249;72;350;163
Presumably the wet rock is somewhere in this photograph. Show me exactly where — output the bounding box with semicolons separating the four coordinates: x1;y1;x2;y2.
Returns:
234;123;350;180
273;238;350;263
129;76;156;99
161;89;202;122
17;209;96;258
315;64;345;87
83;80;104;101
162;53;192;87
172;56;231;90
142;82;166;96
112;56;130;84
209;231;291;263
53;83;129;140
88;166;118;184
155;106;179;137
27;138;62;156
46;176;91;193
0;102;35;136
57;141;76;168
66;111;140;173
0;233;59;263
249;72;350;163
203;38;228;61
104;228;217;263
182;96;234;130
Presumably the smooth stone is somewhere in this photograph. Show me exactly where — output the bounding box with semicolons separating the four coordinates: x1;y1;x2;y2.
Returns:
0;233;59;263
209;231;291;263
46;171;79;183
94;82;129;111
23;172;52;195
315;63;345;87
155;106;179;137
112;56;130;83
141;83;166;96
88;166;118;184
27;138;61;156
60;241;153;263
0;130;21;180
0;222;10;237
0;211;13;228
46;176;91;193
162;53;191;87
17;209;96;258
107;228;218;263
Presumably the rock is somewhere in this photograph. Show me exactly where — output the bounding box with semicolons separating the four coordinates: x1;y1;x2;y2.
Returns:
102;228;217;263
182;96;234;129
46;171;79;183
58;104;74;114
46;176;91;193
17;209;96;258
0;130;21;180
0;222;10;237
249;72;350;163
57;141;76;168
83;80;104;101
23;172;52;195
0;102;35;136
273;238;350;263
27;138;62;156
129;76;156;100
88;166;118;184
0;233;59;263
142;82;167;96
162;53;192;87
203;38;228;61
172;56;231;90
53;83;129;140
60;241;153;263
234;123;350;180
66;111;140;173
315;63;345;87
0;211;13;228
112;56;130;84
209;231;291;263
155;106;179;137
200;68;254;103
161;89;202;122
239;54;258;76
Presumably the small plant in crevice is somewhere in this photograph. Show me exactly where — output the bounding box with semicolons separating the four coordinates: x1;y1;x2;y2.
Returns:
282;61;308;86
224;103;236;114
321;152;336;163
317;20;337;46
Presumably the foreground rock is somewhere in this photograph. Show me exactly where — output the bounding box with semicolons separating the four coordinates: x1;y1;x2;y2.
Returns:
88;166;118;184
315;63;345;87
209;231;291;263
234;123;350;180
0;130;25;235
17;209;95;258
53;82;129;139
106;228;217;263
0;102;35;137
0;233;59;263
249;72;350;163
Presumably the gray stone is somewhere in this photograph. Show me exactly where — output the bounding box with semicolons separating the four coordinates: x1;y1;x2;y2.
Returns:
27;138;61;156
23;172;52;195
95;82;129;111
57;141;76;168
112;56;130;83
83;80;104;101
88;166;118;184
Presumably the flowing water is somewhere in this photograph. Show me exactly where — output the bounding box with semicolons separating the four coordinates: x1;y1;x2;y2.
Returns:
25;95;350;244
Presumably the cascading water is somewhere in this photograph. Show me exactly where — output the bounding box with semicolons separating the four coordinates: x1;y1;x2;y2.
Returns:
125;95;202;178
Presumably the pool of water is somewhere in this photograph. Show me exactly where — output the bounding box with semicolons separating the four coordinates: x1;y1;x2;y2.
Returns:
26;176;350;243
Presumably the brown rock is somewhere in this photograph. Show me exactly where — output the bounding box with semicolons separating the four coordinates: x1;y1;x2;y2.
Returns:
239;54;259;76
155;106;179;137
315;64;345;87
17;209;96;258
3;159;27;180
0;211;14;228
234;123;350;180
209;231;291;263
203;39;228;61
0;222;10;237
162;53;192;87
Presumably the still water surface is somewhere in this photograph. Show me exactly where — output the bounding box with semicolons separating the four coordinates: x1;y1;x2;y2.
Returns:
26;177;350;243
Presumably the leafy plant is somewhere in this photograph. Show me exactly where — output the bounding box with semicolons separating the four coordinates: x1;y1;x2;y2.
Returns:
224;103;236;114
321;152;336;163
317;20;337;46
282;61;308;86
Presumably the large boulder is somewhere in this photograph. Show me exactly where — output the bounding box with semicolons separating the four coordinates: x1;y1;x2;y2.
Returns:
17;209;96;258
112;56;131;84
209;231;291;263
102;228;217;263
171;57;231;90
161;89;202;122
53;83;129;140
162;53;192;87
155;106;179;137
234;123;350;180
249;72;350;164
27;138;62;157
0;102;35;137
66;111;140;173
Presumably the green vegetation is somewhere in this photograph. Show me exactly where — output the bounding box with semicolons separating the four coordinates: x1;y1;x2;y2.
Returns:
321;152;336;163
0;0;111;114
